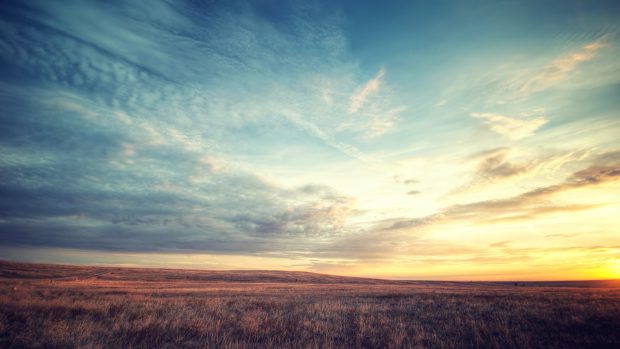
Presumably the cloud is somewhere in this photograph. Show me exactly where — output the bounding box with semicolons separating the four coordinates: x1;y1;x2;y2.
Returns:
471;112;547;140
384;153;620;231
0;0;385;258
0;161;359;252
365;106;405;138
445;160;620;222
489;240;510;248
230;183;358;239
349;68;385;113
565;163;620;186
344;68;404;138
380;213;444;232
451;147;596;197
449;147;532;195
0;0;380;162
403;179;419;184
517;36;610;96
282;111;375;163
233;196;356;238
484;35;615;103
472;148;530;180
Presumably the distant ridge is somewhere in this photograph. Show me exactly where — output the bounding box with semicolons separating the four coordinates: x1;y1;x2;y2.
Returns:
1;260;618;288
0;260;392;284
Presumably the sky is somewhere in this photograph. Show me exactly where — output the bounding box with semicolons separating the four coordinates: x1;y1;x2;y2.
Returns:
0;0;619;280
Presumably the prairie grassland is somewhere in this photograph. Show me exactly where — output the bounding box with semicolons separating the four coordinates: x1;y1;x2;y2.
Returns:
1;261;620;348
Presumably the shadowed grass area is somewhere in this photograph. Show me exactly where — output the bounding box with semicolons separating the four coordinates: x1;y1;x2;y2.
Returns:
1;261;620;348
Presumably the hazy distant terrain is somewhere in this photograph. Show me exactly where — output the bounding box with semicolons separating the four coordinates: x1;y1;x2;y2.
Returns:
1;261;620;348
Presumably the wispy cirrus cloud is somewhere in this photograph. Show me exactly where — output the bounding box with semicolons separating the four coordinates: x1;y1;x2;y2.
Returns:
471;112;547;140
516;36;611;97
345;68;404;138
451;146;596;198
282;111;375;164
471;147;530;180
483;34;615;103
349;68;385;113
383;151;620;231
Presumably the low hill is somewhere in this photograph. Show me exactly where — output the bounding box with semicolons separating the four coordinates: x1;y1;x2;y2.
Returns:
0;259;393;284
1;260;618;288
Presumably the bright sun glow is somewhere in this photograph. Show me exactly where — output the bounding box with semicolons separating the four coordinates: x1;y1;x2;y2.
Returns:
610;259;620;279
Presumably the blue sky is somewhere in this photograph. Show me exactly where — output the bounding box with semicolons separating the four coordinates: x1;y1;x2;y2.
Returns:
1;0;619;279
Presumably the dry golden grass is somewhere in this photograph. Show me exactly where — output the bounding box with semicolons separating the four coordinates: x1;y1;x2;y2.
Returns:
1;260;620;348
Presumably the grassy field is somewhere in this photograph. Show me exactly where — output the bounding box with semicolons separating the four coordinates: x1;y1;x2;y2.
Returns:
1;261;619;348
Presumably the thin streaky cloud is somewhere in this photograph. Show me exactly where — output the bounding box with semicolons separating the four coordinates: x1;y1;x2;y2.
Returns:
487;34;616;103
384;155;620;232
349;68;385;114
282;111;376;164
517;35;611;96
471;112;547;140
